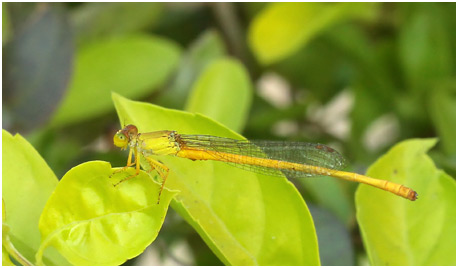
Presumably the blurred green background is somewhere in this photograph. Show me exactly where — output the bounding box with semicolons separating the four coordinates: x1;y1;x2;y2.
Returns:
3;2;455;266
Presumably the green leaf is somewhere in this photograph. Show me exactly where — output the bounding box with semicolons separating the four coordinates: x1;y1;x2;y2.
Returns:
158;30;226;109
2;200;15;266
51;34;181;127
356;139;456;265
2;249;14;266
3;213;33;266
71;3;163;44
112;93;319;265
2;3;11;44
248;2;378;65
428;81;456;155
185;57;252;132
36;161;177;266
2;130;60;265
398;3;455;92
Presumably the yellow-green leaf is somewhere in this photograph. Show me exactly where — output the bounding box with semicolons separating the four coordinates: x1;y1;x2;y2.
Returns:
2;130;60;265
2;200;15;266
248;2;378;65
36;161;176;266
356;138;456;265
2;245;14;266
185;57;252;132
112;93;319;265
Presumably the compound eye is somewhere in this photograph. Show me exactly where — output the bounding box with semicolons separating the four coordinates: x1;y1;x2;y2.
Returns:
113;132;128;148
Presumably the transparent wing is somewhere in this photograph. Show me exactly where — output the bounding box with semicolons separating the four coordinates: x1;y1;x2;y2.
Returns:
179;135;347;179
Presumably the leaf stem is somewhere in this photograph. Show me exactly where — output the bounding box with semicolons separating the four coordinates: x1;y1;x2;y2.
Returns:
2;226;34;266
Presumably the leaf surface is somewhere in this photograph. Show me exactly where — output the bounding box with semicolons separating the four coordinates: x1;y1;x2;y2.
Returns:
36;161;176;265
112;93;319;265
356;139;456;265
248;2;378;64
2;130;61;265
186;57;252;132
52;34;181;126
159;30;226;109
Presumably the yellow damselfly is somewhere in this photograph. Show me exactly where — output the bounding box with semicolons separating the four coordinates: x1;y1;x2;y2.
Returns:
113;125;417;203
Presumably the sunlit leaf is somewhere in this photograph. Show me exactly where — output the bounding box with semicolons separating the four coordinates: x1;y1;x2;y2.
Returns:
2;199;15;266
112;93;319;265
356;139;456;265
3;207;33;266
2;130;62;265
248;2;378;65
36;161;177;265
2;245;15;266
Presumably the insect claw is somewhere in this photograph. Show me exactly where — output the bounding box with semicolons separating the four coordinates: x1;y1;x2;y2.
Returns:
112;179;123;187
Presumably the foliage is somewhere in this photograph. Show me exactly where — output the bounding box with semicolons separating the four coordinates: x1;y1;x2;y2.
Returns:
2;2;455;266
357;139;455;265
36;161;176;265
113;93;319;265
185;58;253;132
248;2;379;65
51;35;181;127
2;130;60;265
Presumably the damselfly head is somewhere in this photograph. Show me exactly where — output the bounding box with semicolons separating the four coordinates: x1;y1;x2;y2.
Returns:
113;125;138;149
124;124;138;136
113;130;129;149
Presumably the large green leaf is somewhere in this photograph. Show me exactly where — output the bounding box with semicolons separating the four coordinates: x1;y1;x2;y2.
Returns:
185;57;252;132
112;93;319;265
248;2;378;65
2;130;61;265
51;34;181;126
3;199;32;266
36;161;176;265
356;139;456;265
